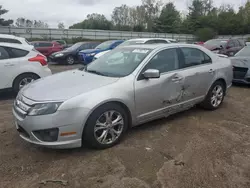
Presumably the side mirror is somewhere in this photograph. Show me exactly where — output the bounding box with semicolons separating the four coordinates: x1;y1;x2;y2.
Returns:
143;69;160;79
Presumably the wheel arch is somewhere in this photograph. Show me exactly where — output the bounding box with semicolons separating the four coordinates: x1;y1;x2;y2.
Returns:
84;100;133;130
12;72;40;88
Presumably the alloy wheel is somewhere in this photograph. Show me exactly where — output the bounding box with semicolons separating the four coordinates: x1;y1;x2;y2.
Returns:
19;77;34;90
211;85;224;107
67;56;74;65
94;110;124;145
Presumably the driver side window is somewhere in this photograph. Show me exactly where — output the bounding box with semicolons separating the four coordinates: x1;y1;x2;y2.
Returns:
144;48;179;74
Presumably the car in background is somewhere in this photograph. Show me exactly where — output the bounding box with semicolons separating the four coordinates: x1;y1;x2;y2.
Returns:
30;41;63;57
78;40;124;64
13;44;232;149
52;40;68;49
0;34;31;45
93;38;172;60
0;43;51;92
230;46;250;84
49;42;100;65
203;39;245;57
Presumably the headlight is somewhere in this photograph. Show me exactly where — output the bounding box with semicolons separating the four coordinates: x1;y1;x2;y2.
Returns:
28;102;62;116
55;53;64;57
86;53;96;56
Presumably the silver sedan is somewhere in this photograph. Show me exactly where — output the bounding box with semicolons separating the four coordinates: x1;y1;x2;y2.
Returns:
13;44;233;149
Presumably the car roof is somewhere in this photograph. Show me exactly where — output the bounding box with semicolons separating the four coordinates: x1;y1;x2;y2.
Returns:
121;43;206;50
0;34;25;40
31;41;53;43
0;42;33;50
126;38;170;42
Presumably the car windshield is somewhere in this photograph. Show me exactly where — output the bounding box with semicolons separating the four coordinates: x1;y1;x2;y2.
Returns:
66;43;83;51
119;40;144;47
95;41;114;50
235;47;250;57
83;47;152;77
204;39;228;47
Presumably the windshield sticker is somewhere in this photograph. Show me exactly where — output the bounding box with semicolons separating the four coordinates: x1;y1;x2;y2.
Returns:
132;49;149;53
221;41;227;43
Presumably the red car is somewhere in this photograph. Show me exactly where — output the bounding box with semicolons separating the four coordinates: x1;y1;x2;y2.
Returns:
31;41;63;57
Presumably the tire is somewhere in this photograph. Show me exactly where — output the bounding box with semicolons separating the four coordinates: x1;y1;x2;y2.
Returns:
200;81;225;110
83;103;128;149
66;56;75;65
13;73;39;93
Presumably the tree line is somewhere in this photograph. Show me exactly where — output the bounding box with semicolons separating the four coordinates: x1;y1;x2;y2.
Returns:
69;0;250;41
1;0;250;41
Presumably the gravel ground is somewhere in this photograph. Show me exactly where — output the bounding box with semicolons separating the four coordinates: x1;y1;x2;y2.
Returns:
0;64;250;188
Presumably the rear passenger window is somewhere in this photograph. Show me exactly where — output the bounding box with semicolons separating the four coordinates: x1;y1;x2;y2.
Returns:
180;48;212;68
0;47;10;60
0;38;21;44
145;40;155;44
39;43;53;47
154;40;168;44
6;47;29;58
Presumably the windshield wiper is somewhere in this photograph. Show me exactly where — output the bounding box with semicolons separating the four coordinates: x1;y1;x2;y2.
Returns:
86;69;105;76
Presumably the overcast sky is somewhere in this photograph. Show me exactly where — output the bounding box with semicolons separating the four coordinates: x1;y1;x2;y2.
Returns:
0;0;246;28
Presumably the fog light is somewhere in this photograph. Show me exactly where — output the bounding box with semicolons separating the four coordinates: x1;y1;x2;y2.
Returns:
33;128;59;142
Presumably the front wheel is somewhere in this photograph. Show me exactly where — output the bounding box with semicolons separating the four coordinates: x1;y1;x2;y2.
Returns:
83;103;128;149
200;81;225;110
66;56;75;65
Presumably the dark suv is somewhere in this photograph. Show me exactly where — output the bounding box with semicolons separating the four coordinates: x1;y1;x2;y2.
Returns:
203;39;245;57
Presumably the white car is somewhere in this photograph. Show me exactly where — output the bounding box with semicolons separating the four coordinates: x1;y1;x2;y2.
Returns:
93;38;174;60
0;34;30;45
0;43;52;92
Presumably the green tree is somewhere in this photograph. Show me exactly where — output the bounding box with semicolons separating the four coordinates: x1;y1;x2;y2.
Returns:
70;14;112;30
0;5;13;26
195;27;217;41
58;22;65;29
154;2;181;33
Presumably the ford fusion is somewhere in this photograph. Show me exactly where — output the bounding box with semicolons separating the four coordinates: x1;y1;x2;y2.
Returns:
13;44;233;149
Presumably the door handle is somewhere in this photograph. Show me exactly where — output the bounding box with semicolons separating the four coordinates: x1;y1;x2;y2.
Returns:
4;63;14;67
208;69;215;73
172;76;183;82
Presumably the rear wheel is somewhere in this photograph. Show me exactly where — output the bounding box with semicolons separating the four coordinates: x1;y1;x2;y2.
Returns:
66;56;75;65
200;81;225;110
13;73;39;93
83;103;128;149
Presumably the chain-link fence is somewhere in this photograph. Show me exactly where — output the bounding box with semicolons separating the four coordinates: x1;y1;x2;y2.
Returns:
0;26;196;42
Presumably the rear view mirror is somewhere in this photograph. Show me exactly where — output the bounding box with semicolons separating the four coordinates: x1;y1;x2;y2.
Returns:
143;69;160;79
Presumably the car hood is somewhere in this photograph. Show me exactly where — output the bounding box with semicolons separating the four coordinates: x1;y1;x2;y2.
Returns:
21;70;119;101
95;50;110;58
79;49;102;54
230;57;250;68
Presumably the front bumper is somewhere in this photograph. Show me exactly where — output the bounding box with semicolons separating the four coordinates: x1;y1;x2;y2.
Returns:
233;78;250;84
49;56;66;64
12;97;91;149
78;54;94;64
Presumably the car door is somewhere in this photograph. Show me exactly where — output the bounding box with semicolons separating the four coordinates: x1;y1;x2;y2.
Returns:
0;46;11;89
0;46;29;89
225;40;236;56
178;47;214;100
38;42;53;56
134;47;186;123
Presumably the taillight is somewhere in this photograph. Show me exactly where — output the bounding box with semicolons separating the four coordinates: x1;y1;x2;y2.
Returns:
28;54;47;66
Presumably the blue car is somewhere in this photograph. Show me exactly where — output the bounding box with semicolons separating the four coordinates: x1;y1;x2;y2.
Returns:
78;40;124;64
